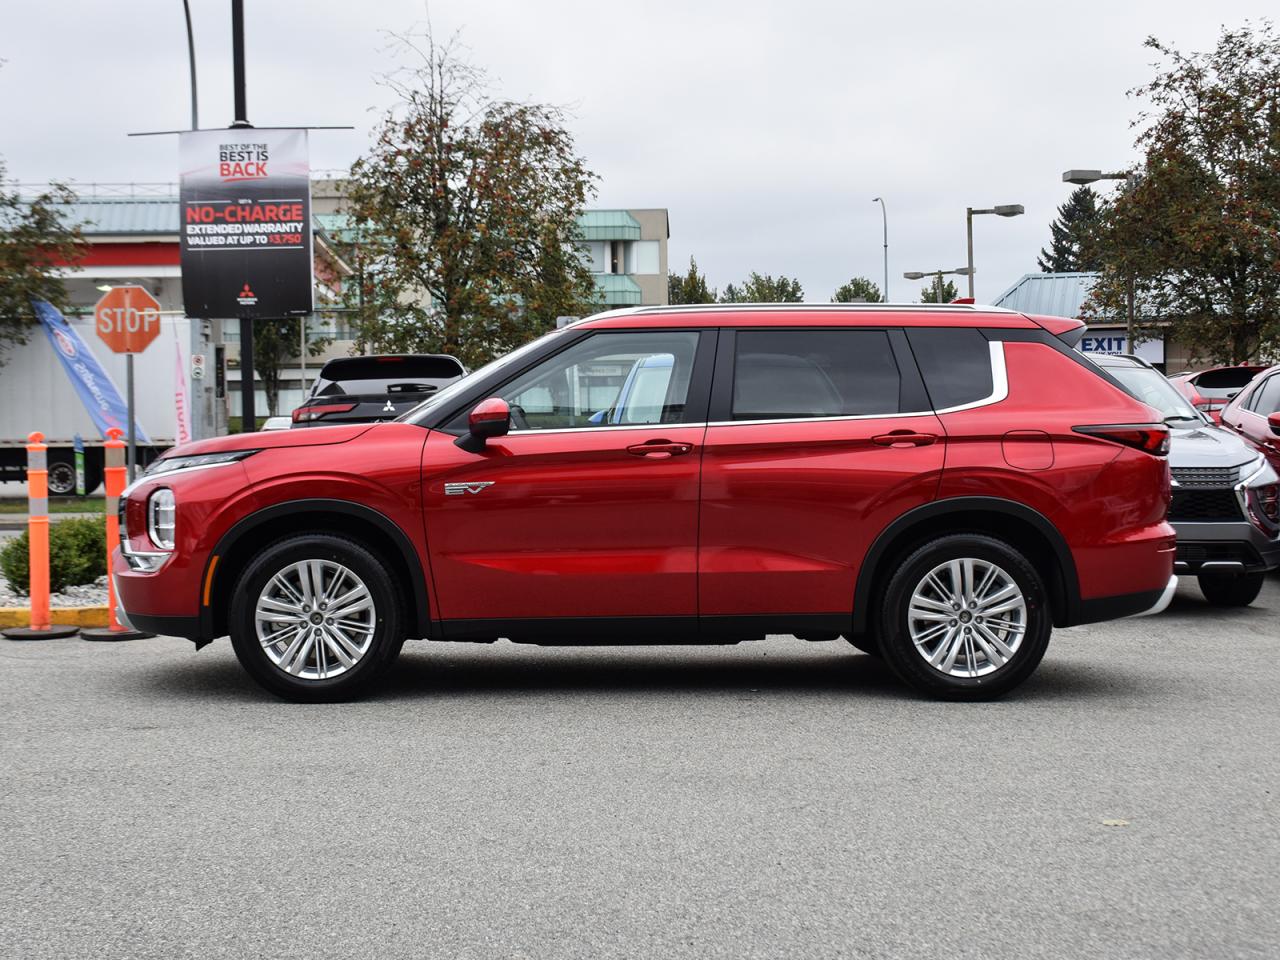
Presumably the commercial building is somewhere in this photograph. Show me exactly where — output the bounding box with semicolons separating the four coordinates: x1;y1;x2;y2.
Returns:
993;271;1191;371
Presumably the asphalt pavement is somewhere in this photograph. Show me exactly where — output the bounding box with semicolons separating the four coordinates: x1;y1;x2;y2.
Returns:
2;577;1278;959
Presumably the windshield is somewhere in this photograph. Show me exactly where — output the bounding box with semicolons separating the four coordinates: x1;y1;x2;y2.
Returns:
1106;363;1202;422
397;326;572;424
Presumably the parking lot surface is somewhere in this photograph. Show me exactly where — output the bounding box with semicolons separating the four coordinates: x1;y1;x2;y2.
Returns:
2;578;1278;960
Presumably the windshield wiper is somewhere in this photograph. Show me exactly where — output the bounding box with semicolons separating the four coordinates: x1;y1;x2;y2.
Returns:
1164;414;1201;423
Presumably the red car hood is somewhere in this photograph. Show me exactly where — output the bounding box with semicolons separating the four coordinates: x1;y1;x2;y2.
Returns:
163;423;374;457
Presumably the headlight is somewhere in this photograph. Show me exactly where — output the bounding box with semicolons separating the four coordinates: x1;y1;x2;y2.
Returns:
146;449;257;476
148;488;176;550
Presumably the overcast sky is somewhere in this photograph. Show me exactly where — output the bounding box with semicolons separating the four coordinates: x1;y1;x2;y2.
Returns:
1;1;1272;303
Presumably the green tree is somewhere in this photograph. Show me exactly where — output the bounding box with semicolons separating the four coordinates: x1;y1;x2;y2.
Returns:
0;164;84;367
721;272;804;303
1037;186;1102;272
668;256;717;304
831;277;883;303
341;28;598;367
919;278;959;303
252;320;331;416
1084;24;1280;364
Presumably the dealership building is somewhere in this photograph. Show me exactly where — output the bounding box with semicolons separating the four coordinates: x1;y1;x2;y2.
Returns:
40;183;670;424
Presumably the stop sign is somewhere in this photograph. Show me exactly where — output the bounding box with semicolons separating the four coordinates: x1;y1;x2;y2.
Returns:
94;285;162;354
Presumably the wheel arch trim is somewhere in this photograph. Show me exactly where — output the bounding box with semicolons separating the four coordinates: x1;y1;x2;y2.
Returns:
201;498;431;640
851;496;1082;633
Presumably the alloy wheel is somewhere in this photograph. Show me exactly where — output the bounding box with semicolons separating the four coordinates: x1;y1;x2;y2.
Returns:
254;560;377;681
906;557;1027;679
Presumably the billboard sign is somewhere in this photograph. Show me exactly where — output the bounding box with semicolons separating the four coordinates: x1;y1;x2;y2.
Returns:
179;128;313;319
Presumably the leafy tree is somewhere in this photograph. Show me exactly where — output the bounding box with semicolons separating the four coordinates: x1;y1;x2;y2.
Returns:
1084;24;1280;364
341;28;598;367
831;277;883;303
252;320;330;416
1037;186;1102;272
919;278;959;303
721;272;804;303
668;256;717;304
0;164;84;367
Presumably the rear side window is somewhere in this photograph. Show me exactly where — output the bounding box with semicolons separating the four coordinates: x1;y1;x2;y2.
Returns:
731;329;900;420
906;329;994;410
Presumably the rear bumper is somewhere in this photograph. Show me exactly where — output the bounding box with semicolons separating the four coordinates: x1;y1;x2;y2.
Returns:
1074;582;1171;624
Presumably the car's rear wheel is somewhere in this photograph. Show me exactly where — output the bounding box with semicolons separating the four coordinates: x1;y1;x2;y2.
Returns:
1196;571;1264;607
878;534;1052;700
229;534;405;702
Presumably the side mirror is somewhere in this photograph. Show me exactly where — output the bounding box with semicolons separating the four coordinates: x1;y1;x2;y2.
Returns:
1268;412;1280;437
455;397;510;452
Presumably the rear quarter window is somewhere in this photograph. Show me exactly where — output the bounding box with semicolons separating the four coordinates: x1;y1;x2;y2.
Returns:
905;329;994;410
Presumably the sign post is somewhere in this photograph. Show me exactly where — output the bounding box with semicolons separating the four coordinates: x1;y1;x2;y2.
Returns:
93;285;162;480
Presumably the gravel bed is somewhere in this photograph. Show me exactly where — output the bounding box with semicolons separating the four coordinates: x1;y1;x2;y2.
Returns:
0;573;109;608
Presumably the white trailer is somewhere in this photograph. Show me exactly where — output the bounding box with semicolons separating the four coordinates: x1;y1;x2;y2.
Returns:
0;316;190;495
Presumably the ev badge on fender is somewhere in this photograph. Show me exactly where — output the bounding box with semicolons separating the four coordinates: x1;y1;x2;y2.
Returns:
444;481;496;496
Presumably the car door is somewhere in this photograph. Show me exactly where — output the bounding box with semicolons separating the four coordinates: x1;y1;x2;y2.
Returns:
421;328;715;636
1223;372;1280;470
697;326;944;634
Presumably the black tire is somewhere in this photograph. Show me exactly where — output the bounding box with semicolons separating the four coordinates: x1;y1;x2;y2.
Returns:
229;533;405;702
878;534;1052;701
1197;571;1264;607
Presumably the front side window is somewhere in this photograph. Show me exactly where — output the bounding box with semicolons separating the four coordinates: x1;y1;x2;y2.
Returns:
498;331;700;430
1248;375;1280;415
731;329;900;420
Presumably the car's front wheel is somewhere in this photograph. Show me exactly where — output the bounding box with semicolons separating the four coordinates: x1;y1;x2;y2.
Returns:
1197;571;1264;607
229;534;405;702
878;534;1052;700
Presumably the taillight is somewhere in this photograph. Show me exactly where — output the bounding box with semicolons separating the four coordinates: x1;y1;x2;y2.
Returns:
292;401;357;423
1073;423;1171;456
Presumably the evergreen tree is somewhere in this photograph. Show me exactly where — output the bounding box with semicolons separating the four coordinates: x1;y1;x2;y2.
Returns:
667;256;717;304
831;277;882;303
720;272;804;303
1038;186;1101;272
920;279;959;303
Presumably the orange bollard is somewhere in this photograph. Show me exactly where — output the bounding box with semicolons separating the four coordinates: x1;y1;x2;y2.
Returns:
82;427;151;641
2;432;78;640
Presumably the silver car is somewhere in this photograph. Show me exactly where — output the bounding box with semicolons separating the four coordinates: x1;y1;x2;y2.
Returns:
1092;353;1280;606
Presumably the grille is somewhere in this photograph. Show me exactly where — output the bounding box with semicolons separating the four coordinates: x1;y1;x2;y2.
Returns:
1169;489;1243;522
1177;541;1263;565
1171;466;1240;487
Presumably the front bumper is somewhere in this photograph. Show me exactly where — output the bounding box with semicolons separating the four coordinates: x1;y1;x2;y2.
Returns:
1172;520;1280;574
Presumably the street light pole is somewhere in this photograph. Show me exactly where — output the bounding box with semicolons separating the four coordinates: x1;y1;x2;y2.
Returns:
965;204;1024;300
903;267;973;303
873;197;888;302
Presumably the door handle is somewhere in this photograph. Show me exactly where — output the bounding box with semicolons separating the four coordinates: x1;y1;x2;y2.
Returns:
872;431;938;448
627;439;693;458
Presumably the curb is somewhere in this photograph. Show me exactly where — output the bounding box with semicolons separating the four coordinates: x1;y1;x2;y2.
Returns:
0;606;109;628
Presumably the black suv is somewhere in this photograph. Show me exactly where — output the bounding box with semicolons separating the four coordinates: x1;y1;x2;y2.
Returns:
292;355;466;427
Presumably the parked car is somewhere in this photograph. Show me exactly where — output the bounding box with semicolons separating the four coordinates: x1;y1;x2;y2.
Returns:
1091;354;1280;606
113;304;1176;703
1168;365;1265;423
1219;362;1280;472
291;355;466;427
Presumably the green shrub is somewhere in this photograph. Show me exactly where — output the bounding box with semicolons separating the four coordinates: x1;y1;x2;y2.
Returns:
0;517;108;595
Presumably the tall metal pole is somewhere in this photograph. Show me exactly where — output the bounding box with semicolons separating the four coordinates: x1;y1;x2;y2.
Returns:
873;197;888;302
1126;276;1136;356
231;0;255;431
126;354;137;481
231;0;248;127
965;207;975;300
935;272;945;304
182;0;199;129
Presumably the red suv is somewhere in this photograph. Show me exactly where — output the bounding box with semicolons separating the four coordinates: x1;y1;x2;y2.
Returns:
114;305;1176;702
1219;363;1280;470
